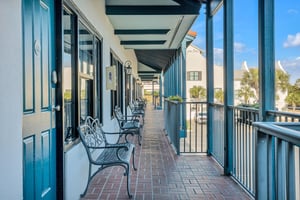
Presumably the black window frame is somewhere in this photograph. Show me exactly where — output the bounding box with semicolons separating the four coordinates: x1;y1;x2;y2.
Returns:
187;71;202;81
110;52;124;117
62;4;103;149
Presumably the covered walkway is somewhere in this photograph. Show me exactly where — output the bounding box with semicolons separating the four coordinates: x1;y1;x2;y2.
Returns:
81;106;251;199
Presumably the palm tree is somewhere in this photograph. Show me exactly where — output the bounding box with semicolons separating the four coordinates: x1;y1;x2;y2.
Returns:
189;86;206;100
237;85;256;104
214;89;224;104
285;80;300;111
276;69;290;93
241;68;259;99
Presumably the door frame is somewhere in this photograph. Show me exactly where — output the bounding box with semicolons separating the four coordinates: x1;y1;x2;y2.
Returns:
54;0;64;199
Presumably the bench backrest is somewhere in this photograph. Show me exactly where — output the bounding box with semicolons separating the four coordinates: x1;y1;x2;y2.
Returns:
78;117;106;160
114;107;125;125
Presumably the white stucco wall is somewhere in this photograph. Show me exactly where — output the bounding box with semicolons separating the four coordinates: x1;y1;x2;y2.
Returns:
186;45;206;101
63;1;138;199
0;1;23;199
185;45;224;102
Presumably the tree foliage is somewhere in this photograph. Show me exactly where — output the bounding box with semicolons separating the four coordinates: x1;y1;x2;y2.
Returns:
276;69;290;93
238;68;291;105
237;85;255;104
285;78;300;110
189;85;206;100
240;68;259;99
214;89;224;103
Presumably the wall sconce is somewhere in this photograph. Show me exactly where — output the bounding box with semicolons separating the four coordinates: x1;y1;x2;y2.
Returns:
125;60;132;75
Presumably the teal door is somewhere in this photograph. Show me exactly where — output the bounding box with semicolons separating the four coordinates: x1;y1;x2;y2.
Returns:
22;0;56;199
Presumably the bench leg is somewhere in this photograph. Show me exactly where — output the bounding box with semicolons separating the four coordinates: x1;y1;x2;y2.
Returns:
132;147;137;171
124;163;133;199
138;129;142;145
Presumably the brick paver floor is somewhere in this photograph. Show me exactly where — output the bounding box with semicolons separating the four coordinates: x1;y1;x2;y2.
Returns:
81;106;252;200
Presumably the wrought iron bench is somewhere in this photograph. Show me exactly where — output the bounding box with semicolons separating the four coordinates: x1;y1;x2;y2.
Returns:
78;116;137;198
129;101;145;123
114;107;142;145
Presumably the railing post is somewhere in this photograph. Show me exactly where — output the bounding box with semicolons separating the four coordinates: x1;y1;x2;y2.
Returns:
256;131;270;200
206;2;214;155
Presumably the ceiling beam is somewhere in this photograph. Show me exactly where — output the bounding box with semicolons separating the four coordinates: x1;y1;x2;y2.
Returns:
121;40;166;45
115;29;170;35
106;1;201;15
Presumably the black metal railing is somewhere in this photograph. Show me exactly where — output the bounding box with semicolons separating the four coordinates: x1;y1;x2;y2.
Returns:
164;100;208;154
233;106;259;196
181;101;207;154
163;100;300;198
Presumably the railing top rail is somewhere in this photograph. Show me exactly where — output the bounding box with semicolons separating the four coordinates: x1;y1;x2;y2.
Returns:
253;122;300;146
233;106;259;112
267;109;300;118
210;103;224;108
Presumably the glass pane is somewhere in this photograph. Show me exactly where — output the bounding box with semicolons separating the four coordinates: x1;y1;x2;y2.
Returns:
78;21;94;76
95;38;102;121
63;9;74;142
80;78;93;124
275;0;300;112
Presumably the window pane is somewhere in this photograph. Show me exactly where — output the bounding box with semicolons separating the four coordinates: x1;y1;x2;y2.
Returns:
80;78;93;124
63;9;75;142
78;22;94;76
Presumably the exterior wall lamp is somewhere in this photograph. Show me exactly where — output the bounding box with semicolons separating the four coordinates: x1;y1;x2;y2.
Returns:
125;60;132;75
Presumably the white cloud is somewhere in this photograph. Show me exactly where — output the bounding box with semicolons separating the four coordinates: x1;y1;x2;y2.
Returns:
288;9;299;15
234;42;246;53
283;32;300;48
281;58;300;67
214;48;223;55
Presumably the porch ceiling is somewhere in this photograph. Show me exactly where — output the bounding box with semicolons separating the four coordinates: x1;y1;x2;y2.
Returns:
105;0;201;80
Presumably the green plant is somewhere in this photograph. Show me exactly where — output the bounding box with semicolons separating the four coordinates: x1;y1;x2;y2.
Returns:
168;95;183;102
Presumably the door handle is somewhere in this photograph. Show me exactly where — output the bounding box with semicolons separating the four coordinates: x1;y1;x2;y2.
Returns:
52;105;61;112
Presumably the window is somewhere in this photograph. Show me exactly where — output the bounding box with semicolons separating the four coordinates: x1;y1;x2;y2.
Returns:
110;53;123;117
62;6;102;145
63;8;76;143
187;71;202;81
78;21;94;124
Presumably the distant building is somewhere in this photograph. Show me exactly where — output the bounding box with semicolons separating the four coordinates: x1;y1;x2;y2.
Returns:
186;44;223;102
234;60;288;110
186;45;288;110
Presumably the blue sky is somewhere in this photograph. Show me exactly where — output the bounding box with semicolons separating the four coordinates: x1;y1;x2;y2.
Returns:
191;0;300;84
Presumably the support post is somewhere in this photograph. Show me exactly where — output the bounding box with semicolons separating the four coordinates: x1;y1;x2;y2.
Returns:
181;42;187;135
223;0;234;175
258;0;275;121
206;3;214;155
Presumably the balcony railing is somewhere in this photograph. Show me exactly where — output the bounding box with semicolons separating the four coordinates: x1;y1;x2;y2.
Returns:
164;100;300;198
233;106;259;196
164;100;208;155
253;122;300;199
